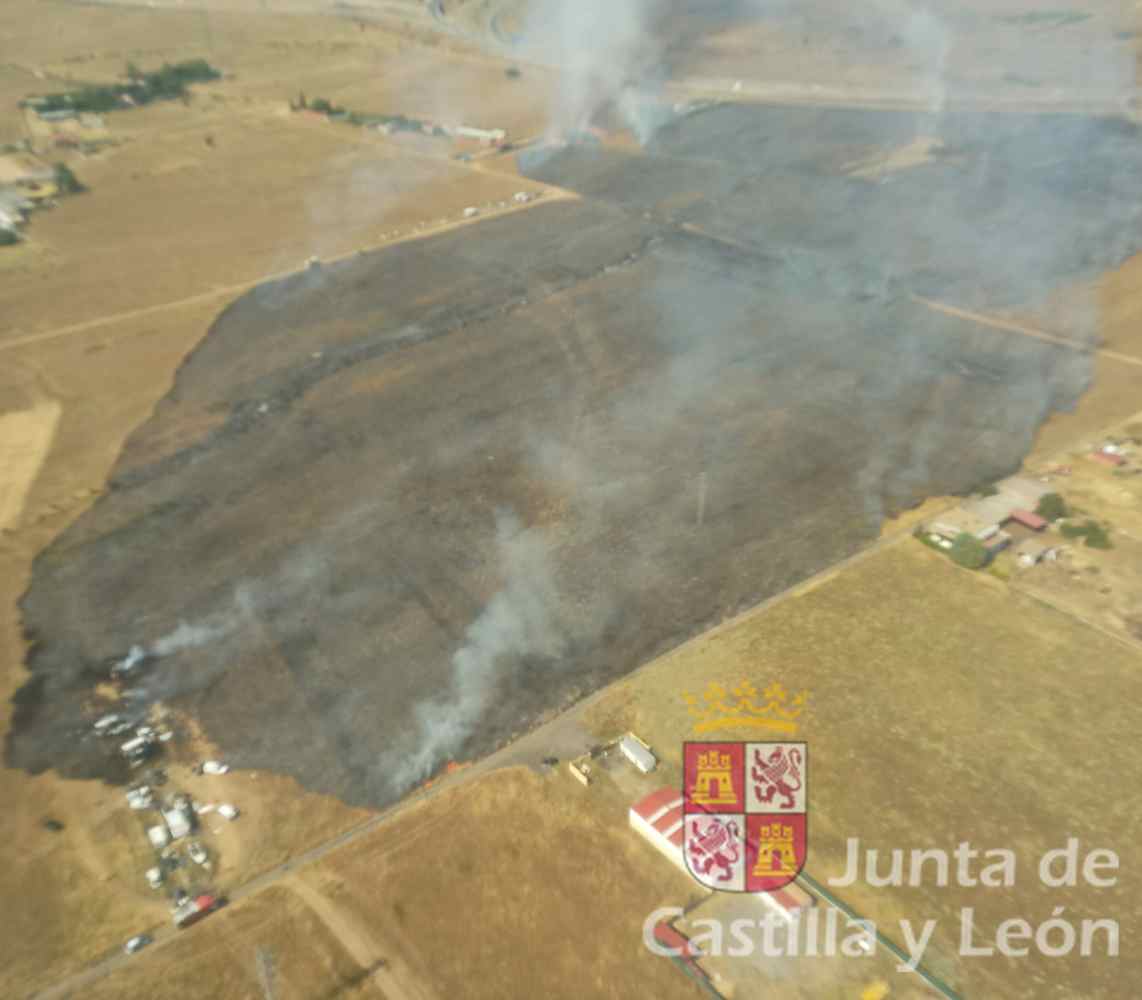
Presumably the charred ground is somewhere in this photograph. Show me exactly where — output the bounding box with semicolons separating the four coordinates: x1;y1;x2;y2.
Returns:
9;105;1142;806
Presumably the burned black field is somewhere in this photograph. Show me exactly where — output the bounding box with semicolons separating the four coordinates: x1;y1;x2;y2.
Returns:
10;106;1142;806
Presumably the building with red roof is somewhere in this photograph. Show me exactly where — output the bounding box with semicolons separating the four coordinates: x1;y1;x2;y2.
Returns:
629;788;815;921
1007;508;1047;531
629;787;685;873
1089;450;1126;467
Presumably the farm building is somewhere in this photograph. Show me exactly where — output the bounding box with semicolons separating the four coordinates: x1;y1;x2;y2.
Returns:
629;787;685;872
983;532;1012;557
619;733;657;773
927;509;995;542
452;125;507;145
928;476;1053;544
1089;450;1126;468
629;787;815;922
1007;509;1047;531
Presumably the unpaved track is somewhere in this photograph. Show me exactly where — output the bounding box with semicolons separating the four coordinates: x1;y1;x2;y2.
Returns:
915;295;1142;367
0;188;574;355
287;875;439;1000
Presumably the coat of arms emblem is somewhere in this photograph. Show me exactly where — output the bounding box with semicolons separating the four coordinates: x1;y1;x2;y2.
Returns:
683;741;808;892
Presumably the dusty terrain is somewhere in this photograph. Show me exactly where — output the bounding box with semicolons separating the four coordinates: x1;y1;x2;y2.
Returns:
2;0;1142;998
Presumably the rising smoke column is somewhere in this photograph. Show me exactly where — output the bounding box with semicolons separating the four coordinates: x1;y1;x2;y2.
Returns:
381;510;572;793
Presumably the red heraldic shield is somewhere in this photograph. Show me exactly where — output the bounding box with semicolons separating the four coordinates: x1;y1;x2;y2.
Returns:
683;741;808;894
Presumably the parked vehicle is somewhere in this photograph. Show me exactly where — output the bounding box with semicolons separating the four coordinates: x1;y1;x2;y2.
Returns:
201;760;229;775
126;786;152;810
124;934;153;955
217;803;240;821
187;841;208;866
93;714;121;734
172;894;225;929
146;867;163;889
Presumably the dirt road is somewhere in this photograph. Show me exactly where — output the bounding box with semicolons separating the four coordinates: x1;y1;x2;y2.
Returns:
915;295;1142;368
0;187;573;355
287;875;438;1000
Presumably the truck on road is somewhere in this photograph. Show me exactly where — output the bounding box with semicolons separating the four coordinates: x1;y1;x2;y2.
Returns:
172;893;225;930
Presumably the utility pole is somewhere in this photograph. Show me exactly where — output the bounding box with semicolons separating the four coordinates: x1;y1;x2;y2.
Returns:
255;947;277;1000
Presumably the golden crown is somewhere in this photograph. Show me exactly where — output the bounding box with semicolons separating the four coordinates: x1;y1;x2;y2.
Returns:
684;680;807;735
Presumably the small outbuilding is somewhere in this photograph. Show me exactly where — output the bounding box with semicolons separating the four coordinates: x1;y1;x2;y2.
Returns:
619;733;657;773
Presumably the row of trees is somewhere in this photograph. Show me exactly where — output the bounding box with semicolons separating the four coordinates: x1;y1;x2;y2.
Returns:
30;60;221;115
290;94;449;136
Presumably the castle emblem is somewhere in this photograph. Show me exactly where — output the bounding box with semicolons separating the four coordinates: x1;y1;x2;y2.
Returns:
683;741;808;893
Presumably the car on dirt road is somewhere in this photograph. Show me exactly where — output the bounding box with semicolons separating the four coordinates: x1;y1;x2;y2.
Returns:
217;803;240;820
187;841;208;866
146;867;163;889
124;934;152;955
201;760;229;775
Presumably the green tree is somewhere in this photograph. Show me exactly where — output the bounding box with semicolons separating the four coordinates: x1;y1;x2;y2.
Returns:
0;227;20;247
53;162;85;194
1036;492;1068;521
1083;521;1112;550
950;532;989;570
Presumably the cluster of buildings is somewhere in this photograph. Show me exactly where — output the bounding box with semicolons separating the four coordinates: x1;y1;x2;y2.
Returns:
1087;438;1134;470
923;475;1059;567
0;176;57;242
0;149;73;243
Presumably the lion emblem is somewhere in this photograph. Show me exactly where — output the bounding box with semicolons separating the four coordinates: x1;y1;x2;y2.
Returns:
751;745;803;810
687;816;741;883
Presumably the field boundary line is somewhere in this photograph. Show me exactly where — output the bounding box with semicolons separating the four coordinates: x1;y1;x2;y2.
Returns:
913;295;1142;368
0;193;573;356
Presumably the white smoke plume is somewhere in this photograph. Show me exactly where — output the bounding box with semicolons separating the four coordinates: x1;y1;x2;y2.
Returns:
382;510;570;793
520;0;656;139
151;621;231;658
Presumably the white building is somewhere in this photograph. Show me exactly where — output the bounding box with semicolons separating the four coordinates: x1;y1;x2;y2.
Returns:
619;733;657;773
453;125;507;145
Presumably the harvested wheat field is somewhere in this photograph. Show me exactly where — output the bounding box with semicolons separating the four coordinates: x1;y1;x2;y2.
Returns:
587;538;1141;998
